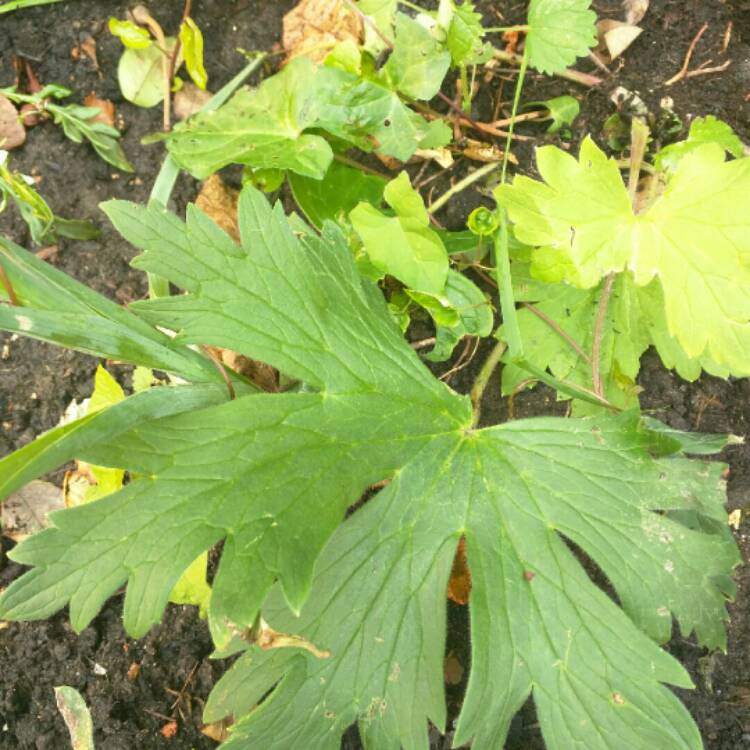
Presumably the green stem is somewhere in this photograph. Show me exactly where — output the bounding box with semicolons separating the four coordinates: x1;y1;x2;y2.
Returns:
429;162;501;214
146;53;267;299
484;25;530;33
470;340;507;427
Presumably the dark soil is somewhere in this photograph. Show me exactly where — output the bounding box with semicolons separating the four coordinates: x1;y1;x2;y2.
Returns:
1;1;750;748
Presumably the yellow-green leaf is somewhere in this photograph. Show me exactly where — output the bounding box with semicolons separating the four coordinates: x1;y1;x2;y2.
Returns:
179;17;208;91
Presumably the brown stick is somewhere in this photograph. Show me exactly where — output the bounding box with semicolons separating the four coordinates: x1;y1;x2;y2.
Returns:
664;22;709;85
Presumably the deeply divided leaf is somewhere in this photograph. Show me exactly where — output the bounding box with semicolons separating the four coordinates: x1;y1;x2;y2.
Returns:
0;185;739;750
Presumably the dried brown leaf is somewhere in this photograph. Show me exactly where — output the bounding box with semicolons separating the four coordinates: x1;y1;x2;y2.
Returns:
447;537;472;604
173;82;212;121
83;94;116;128
195;174;239;242
1;480;64;541
283;0;362;63
596;19;643;62
201;720;231;741
0;95;26;150
623;0;649;25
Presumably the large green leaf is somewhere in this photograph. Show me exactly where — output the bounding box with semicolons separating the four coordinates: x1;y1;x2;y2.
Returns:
0;186;737;749
497;137;750;376
165;57;440;179
526;0;597;74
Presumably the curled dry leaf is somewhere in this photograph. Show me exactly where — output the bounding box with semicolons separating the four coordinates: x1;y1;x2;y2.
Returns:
173;82;212;121
0;95;26;150
241;617;331;659
83;93;116;128
283;0;363;63
596;20;643;62
1;480;64;541
463;139;518;164
413;147;454;169
623;0;649;25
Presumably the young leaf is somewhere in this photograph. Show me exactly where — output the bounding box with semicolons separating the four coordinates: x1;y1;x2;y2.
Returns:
422;269;493;361
444;0;494;66
383;13;451;100
118;37;176;108
526;0;597;74
165;57;440;179
108;17;152;49
288;160;386;229
179;17;208;90
0;186;738;749
656;115;745;172
357;0;397;51
350;171;448;293
525;94;580;133
497;137;750;376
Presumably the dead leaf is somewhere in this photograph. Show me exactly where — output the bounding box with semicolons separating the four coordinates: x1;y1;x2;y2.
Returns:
196;174;240;242
161;721;178;739
63;467;95;508
126;663;141;682
444;652;465;685
462;139;518;165
413;148;454;169
83;94;116;128
596;20;643;62
1;480;64;541
283;0;362;63
72;35;99;71
0;95;26;150
728;508;742;529
623;0;649;25
201;720;231;742
447;537;472;605
173;82;212;121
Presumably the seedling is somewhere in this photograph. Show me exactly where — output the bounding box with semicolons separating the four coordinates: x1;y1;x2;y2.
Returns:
0;1;746;749
0;149;98;245
0;84;133;171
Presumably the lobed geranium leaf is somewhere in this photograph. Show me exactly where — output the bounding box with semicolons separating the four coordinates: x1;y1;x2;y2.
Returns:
526;0;597;75
0;186;738;750
656;115;745;172
164;57;440;179
497;137;750;377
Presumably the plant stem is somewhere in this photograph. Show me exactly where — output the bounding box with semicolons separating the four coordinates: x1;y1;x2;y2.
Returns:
493;49;602;87
591;273;615;398
471;340;507;427
429;162;500;214
146;53;267;299
333;153;391;180
343;0;394;49
522;302;591;364
485;25;530;33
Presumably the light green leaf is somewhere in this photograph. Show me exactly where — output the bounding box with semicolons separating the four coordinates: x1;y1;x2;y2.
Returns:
179;17;208;90
0;186;738;750
526;0;597;74
497;136;750;376
118;37;175;108
383;13;451;100
165;57;437;179
525;94;580;132
656;115;745;172
350;171;448;293
54;686;95;750
288;161;386;229
169;552;211;618
357;0;398;52
445;0;494;66
108;17;152;49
